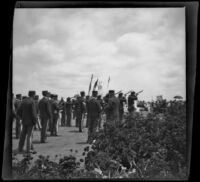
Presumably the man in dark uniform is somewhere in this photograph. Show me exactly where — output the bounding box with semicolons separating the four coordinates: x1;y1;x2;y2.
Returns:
14;94;22;139
75;95;86;132
48;94;54;132
87;91;101;143
59;97;66;126
38;91;51;143
85;95;90;127
72;99;76;120
104;90;120;127
51;95;59;136
118;93;127;123
34;95;39;130
55;95;60;133
103;93;110;121
97;95;103;129
65;97;72;127
128;91;138;115
17;91;37;154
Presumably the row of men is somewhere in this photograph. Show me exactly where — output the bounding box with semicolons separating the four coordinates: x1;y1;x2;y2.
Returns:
12;89;139;153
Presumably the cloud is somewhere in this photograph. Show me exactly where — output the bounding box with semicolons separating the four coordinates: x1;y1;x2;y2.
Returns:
13;8;186;100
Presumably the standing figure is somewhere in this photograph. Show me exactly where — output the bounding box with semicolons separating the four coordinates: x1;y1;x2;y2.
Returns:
51;95;59;136
48;94;54;132
14;94;22;139
75;95;86;132
17;91;37;154
128;91;138;115
118;93;127;123
87;91;101;143
38;90;51;143
103;93;110;121
104;90;120;126
60;97;66;126
85;95;90;127
72;99;76;120
97;95;104;129
65;97;72;127
54;95;60;134
34;95;39;130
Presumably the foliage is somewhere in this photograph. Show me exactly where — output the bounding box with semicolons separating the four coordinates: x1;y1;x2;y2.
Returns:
84;101;187;179
12;101;187;180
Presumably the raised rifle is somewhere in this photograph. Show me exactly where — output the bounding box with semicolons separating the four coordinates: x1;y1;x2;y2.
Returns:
115;90;123;95
136;90;143;96
124;90;132;96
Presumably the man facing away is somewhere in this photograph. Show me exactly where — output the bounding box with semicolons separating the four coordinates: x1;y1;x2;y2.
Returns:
97;95;104;129
38;90;51;143
87;91;101;143
128;91;138;115
51;94;60;136
75;95;86;132
118;93;127;123
59;97;66;126
85;95;90;128
65;97;72;127
14;94;22;139
17;90;37;154
104;90;120;127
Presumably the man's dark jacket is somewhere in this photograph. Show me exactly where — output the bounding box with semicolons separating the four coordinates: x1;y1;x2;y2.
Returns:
88;97;101;119
17;97;37;126
38;97;51;119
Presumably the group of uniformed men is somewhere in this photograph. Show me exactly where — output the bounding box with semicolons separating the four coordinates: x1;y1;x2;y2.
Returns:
13;89;139;154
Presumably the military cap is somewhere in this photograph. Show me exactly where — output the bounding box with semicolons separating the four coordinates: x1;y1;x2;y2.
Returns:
67;97;71;101
28;90;36;97
131;91;135;95
92;90;98;96
109;90;115;94
80;91;85;96
119;93;123;96
50;94;54;98
16;94;22;98
97;95;101;99
35;95;39;99
42;90;48;96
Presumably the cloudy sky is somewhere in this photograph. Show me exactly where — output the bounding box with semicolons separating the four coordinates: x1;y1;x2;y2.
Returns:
13;8;185;101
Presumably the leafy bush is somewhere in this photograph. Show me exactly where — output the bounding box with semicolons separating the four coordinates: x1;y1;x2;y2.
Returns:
84;101;187;179
12;101;187;179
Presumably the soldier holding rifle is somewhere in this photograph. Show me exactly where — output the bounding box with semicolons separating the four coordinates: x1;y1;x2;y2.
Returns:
118;92;127;123
87;91;101;143
128;90;143;115
104;90;120;127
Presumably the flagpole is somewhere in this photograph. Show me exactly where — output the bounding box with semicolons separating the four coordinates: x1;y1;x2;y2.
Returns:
88;74;93;96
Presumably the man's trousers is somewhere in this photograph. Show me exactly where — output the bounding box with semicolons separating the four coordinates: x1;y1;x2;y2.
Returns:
40;117;48;142
18;124;34;152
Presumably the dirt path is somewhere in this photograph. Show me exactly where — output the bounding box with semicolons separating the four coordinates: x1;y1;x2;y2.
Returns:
12;118;89;164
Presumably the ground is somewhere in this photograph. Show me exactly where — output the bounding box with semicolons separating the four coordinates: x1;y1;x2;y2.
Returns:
12;117;90;165
12;111;148;164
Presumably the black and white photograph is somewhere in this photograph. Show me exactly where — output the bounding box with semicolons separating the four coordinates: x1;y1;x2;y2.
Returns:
7;3;195;180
